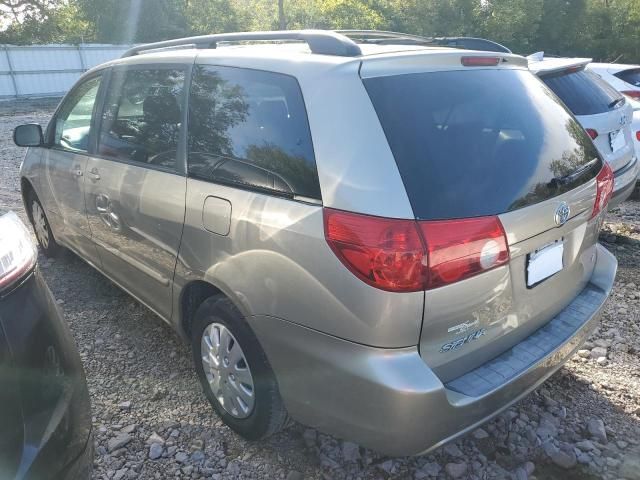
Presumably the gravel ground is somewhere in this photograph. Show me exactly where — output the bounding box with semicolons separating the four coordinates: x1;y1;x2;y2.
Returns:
1;99;639;480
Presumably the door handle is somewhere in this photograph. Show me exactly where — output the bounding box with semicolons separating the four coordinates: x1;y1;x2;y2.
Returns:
88;168;101;181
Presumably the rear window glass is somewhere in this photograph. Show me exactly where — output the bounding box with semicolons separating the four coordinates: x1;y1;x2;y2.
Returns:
364;69;601;220
614;68;640;87
541;69;623;115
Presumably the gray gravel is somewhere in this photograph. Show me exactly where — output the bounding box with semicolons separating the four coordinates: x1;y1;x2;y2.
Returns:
1;99;639;480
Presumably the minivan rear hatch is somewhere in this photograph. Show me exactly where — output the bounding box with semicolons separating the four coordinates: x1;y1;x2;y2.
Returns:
362;56;604;382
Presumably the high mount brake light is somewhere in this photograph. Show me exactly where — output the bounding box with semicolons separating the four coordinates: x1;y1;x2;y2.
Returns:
324;209;509;292
590;163;614;219
0;212;37;292
621;90;640;99
461;56;501;67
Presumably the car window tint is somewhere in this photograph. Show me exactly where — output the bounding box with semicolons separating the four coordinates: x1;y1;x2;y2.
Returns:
188;65;321;200
542;69;623;115
364;69;601;220
54;75;101;152
614;68;640;87
97;68;185;170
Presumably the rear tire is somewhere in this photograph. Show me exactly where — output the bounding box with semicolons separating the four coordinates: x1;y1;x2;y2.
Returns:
27;192;63;258
630;181;640;201
192;295;289;440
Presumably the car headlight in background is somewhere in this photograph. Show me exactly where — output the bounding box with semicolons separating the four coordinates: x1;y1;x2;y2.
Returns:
0;211;37;292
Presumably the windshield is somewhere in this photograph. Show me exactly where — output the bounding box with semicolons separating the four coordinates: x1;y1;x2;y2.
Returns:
364;68;602;220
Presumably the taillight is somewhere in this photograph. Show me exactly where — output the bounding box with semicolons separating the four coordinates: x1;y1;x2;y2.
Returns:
585;128;599;140
461;56;501;67
324;209;509;292
324;209;426;292
636;131;640;142
419;217;509;289
621;90;640;99
590;163;614;219
0;212;37;292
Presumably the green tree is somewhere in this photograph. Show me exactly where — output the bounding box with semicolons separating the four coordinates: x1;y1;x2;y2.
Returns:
76;0;187;43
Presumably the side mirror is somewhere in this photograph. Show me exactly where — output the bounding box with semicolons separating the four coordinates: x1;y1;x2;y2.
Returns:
13;124;44;147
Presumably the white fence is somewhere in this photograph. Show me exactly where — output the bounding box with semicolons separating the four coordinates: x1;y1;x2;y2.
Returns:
1;44;132;99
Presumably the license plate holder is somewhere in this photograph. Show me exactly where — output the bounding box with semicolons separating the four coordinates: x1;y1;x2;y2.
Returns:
610;129;626;153
526;240;564;287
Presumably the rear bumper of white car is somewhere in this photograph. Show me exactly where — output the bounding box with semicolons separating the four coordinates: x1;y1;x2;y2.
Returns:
609;156;639;208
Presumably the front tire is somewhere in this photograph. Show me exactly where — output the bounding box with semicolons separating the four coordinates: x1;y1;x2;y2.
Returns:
192;295;289;440
27;193;63;258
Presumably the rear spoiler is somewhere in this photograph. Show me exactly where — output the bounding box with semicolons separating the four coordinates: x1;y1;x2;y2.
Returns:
527;52;592;77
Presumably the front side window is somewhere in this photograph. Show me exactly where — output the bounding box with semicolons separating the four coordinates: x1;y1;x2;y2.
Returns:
97;68;185;170
188;65;321;199
53;75;102;152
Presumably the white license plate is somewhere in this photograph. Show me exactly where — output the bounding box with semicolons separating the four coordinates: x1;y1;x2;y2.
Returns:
610;129;626;153
527;241;564;287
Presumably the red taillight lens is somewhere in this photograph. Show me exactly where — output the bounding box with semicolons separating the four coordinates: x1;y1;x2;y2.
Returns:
419;217;509;289
590;163;615;219
461;56;501;67
621;90;640;99
324;209;427;292
585;128;599;140
636;131;640;142
324;209;509;292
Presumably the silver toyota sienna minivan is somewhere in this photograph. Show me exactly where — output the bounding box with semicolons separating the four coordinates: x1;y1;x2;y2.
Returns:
14;30;618;456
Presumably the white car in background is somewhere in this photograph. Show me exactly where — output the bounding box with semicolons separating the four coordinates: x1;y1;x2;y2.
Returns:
625;95;640;157
588;63;640;101
529;55;639;208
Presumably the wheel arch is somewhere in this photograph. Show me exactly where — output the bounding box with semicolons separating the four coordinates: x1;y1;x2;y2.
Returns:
179;280;224;339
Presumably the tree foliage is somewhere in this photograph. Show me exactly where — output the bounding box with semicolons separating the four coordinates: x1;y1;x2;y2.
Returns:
1;0;639;63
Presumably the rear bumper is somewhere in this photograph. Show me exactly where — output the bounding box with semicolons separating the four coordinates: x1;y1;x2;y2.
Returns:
249;244;617;456
610;156;639;208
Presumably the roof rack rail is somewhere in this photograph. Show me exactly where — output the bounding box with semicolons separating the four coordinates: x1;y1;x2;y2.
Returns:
121;30;362;58
336;30;511;54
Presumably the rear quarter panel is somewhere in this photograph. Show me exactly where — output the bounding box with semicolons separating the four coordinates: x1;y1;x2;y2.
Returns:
175;179;424;348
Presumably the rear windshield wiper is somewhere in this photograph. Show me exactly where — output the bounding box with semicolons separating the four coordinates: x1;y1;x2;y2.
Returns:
551;158;599;187
609;97;625;109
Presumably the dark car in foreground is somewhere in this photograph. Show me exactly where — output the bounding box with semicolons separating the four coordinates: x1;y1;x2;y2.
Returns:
0;210;93;479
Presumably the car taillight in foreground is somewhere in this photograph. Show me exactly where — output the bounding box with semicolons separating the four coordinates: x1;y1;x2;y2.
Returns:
324;209;509;292
0;212;37;292
585;128;599;140
621;90;640;100
636;131;640;142
590;163;615;219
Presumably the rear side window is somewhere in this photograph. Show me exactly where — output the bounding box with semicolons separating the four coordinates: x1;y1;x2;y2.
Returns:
188;65;321;200
541;69;623;115
614;68;640;87
364;69;601;220
97;68;185;170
